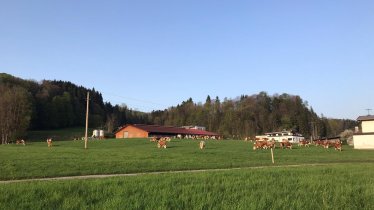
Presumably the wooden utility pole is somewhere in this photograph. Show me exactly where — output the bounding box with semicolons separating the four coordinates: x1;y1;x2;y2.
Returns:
85;92;90;149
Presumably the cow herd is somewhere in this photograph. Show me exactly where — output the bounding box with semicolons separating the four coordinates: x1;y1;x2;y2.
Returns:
150;136;207;150
12;138;53;147
252;138;342;151
11;136;343;152
314;139;342;151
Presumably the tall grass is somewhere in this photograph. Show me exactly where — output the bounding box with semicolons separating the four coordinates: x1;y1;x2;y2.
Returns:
1;138;373;180
1;163;373;209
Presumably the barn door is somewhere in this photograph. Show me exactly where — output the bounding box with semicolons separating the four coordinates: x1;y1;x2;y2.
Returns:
123;131;129;138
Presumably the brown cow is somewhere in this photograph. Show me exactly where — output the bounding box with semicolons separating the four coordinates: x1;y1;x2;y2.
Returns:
164;137;171;142
199;141;206;149
253;140;267;150
150;136;161;142
266;140;276;149
321;140;330;149
157;140;167;149
298;140;310;147
47;138;53;147
314;140;323;147
279;140;292;149
16;139;26;146
334;140;342;151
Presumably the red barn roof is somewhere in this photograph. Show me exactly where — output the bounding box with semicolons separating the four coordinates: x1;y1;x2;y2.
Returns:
115;124;219;136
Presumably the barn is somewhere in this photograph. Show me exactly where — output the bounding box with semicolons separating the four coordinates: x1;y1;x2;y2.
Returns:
353;115;374;149
114;124;220;139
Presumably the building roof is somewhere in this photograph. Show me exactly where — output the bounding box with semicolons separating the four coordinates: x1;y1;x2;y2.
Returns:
115;124;219;136
357;115;374;121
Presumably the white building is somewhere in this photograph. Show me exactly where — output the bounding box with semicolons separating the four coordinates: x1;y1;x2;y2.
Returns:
353;115;374;149
255;130;305;143
181;125;206;131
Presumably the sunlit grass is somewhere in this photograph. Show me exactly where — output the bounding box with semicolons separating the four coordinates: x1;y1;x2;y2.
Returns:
1;163;373;209
1;138;373;180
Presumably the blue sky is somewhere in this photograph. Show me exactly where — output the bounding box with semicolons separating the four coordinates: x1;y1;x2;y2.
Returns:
1;0;373;120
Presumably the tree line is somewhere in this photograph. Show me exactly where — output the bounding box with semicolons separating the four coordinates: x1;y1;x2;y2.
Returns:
0;73;356;143
148;93;356;139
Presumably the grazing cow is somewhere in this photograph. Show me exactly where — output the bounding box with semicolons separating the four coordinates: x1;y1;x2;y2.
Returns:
150;136;159;142
279;140;292;149
298;140;310;147
157;140;167;149
16;139;26;146
314;140;323;147
253;140;267;150
334;140;342;151
244;137;253;142
47;138;53;147
321;140;330;149
266;140;276;149
199;141;206;149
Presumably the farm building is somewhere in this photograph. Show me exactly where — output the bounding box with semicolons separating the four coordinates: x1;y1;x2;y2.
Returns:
353;115;374;149
114;124;220;139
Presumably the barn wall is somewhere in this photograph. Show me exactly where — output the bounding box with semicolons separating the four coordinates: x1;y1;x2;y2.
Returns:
353;134;374;149
362;121;374;133
115;126;149;139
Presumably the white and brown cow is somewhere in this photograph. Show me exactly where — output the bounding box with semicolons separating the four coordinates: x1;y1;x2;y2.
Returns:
199;141;206;149
47;138;53;147
253;140;267;150
16;139;26;146
279;140;292;149
334;140;342;151
157;140;167;149
298;140;310;147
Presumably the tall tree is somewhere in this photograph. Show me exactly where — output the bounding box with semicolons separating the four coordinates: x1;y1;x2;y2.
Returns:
0;85;32;144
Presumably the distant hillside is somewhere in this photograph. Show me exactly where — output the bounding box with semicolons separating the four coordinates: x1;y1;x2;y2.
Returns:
0;73;356;142
0;73;149;132
147;94;357;138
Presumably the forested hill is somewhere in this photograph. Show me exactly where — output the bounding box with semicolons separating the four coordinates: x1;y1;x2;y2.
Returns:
0;73;149;141
0;73;356;143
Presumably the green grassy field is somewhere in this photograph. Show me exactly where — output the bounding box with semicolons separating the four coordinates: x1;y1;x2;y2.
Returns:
1;164;373;209
1;138;374;209
1;138;374;180
26;127;93;141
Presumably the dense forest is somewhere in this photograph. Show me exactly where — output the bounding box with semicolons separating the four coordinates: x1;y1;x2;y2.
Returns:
0;73;356;143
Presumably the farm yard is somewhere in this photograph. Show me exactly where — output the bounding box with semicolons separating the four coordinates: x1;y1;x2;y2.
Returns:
1;138;374;209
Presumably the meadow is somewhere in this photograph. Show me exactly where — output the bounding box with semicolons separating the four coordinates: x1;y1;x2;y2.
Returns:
1;137;374;209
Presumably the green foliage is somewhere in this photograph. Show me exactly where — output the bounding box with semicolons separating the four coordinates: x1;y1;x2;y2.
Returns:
0;74;149;134
0;83;32;143
150;93;357;138
340;129;354;145
1;73;357;140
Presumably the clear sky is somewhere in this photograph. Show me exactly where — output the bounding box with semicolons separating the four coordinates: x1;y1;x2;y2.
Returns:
1;0;373;120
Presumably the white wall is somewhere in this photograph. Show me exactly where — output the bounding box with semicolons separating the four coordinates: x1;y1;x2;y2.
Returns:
362;121;374;133
353;134;374;149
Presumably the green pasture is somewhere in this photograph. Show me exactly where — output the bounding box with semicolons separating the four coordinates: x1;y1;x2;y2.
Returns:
1;138;373;180
1;163;373;209
26;127;93;142
1;137;374;209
